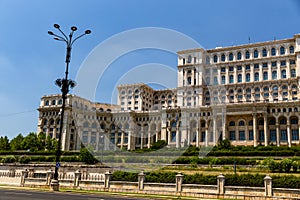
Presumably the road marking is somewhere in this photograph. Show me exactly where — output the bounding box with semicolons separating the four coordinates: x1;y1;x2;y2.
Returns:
4;191;32;196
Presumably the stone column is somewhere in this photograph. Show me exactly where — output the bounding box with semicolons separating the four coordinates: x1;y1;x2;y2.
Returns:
46;169;54;186
104;171;112;189
213;117;217;145
20;169;28;187
264;174;273;197
253;114;258;147
287;120;291;147
205;127;209;147
176;172;183;193
196;123;199;147
138;171;146;191
276;123;280;147
217;173;225;195
74;170;82;187
264;113;268;146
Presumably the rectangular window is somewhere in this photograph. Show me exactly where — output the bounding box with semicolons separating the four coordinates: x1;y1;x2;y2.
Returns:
246;65;250;71
259;130;264;141
239;131;245;140
270;130;276;141
281;60;286;66
171;132;176;142
221;67;226;72
254;64;259;69
201;132;206;142
248;130;253;140
263;63;268;68
290;60;296;65
292;129;299;141
229;66;234;72
280;130;287;141
237;66;242;71
271;61;277;67
230;131;236;140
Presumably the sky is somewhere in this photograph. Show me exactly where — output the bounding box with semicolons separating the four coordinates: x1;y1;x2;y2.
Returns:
0;0;300;139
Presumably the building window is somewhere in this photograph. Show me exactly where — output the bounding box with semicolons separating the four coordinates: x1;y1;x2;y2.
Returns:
263;71;268;80
239;131;245;140
45;100;49;106
213;55;218;63
221;76;225;84
221;67;226;72
259;130;265;141
281;70;286;79
280;46;285;55
270;130;276;141
230;131;236;140
246;65;250;70
248;130;253;140
254;63;259;69
246;73;250;82
292;130;299;140
229;75;234;83
271;47;276;56
171;132;176;142
221;54;225;62
290;45;294;54
229;121;235;126
187;55;192;63
201;132;206;142
290;60;295;65
238;74;242;82
206;56;210;64
271;61;277;67
245;51;250;59
213;76;218;85
254;72;259;81
229;66;234;72
237;52;242;60
239;121;245;126
254;49;258;58
263;63;268;68
291;69;296;78
229;53;233;61
281;130;287;141
281;60;286;66
272;71;277;80
262;48;267;57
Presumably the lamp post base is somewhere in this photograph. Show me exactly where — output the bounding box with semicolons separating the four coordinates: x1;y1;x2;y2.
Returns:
50;179;59;191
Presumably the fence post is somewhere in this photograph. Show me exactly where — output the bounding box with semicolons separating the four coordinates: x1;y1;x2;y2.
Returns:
9;168;16;177
104;171;112;189
264;174;272;197
20;169;28;187
138;171;146;191
74;170;82;187
176;172;183;193
46;169;54;186
217;173;225;195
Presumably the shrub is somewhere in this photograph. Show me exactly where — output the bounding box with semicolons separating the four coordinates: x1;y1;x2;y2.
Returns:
19;155;31;164
112;171;138;182
1;155;17;163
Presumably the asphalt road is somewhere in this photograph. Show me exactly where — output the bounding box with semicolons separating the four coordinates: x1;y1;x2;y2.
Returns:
0;189;154;200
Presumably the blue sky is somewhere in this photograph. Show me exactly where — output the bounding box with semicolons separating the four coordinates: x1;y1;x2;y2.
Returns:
0;0;299;139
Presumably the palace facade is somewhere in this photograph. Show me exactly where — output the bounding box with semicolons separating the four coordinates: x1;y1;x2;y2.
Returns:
37;34;300;151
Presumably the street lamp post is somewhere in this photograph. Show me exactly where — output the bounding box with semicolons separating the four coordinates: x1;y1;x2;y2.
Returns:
48;24;91;191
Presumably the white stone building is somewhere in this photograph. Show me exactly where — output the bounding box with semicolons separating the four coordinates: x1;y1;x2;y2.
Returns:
37;34;300;151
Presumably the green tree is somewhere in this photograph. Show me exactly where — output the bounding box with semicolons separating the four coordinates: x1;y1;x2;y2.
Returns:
79;146;98;164
10;133;24;151
21;132;38;151
0;136;10;150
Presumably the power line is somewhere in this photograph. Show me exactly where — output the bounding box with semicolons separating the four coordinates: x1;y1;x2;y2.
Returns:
0;110;36;118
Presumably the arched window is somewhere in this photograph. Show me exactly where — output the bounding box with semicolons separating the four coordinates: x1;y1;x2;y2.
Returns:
292;84;297;89
51;100;56;105
249;120;253;126
245;51;250;59
269;118;276;125
213;55;218;63
281;70;286;78
45;100;49;106
58;99;62;105
273;85;278;91
254;72;259;81
221;54;225;62
246;73;250;82
229;75;234;83
258;119;264;125
238;121;245;126
263;71;268;80
264;87;269;92
255;87;260;92
280;46;285;55
291;118;298;124
83;122;89;128
271;47;276;56
229;121;235;126
206;56;210;64
289;45;294;54
238;74;242;82
237;52;242;60
272;71;277;80
213;76;218;85
291;69;296;78
262;48;267;57
187;55;192;63
254;49;258;58
246;88;251;93
135;89;139;94
280;118;287;124
221;75;226;84
229;53;233;61
282;85;288;90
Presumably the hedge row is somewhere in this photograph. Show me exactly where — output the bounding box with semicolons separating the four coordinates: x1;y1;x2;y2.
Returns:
111;171;300;188
173;156;258;165
0;155;79;164
0;151;79;156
